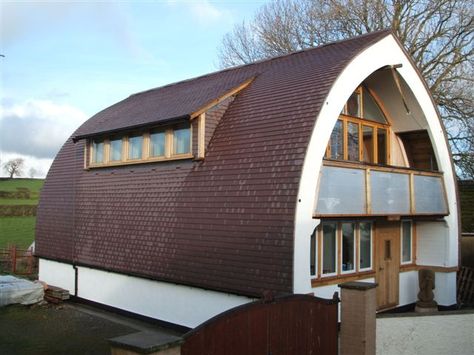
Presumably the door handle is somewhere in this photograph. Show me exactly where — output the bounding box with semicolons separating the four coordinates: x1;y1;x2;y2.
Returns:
379;267;384;271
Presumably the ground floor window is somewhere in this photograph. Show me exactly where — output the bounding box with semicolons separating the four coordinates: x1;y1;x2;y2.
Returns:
401;220;413;263
311;221;373;278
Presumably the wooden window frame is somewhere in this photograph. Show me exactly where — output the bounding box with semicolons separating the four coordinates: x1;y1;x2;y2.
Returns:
400;220;415;265
327;86;391;165
86;123;194;168
321;222;338;278
314;221;374;281
359;222;373;272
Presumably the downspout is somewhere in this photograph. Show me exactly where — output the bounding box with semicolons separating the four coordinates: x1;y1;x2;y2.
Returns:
72;139;79;297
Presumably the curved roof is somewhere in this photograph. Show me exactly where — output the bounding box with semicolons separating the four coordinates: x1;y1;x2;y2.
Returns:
36;30;392;297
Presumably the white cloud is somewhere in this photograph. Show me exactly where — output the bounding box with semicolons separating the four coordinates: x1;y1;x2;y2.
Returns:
0;99;88;163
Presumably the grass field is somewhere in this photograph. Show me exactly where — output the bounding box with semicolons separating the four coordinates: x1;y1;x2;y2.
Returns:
0;178;44;249
0;217;36;249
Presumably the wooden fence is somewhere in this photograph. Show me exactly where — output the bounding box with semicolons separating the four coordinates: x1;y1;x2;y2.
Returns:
0;245;38;275
457;266;474;306
180;293;339;355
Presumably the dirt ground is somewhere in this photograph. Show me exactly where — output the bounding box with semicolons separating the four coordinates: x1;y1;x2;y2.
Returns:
0;302;181;355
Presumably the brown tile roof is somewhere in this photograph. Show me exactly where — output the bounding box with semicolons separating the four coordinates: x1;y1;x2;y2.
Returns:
36;30;392;297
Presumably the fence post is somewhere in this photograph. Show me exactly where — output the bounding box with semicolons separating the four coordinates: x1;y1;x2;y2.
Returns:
11;245;17;273
339;281;377;355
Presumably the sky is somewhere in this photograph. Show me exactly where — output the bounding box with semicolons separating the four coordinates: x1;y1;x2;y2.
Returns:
0;0;265;177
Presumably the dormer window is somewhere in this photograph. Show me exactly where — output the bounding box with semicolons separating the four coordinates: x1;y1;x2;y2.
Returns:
109;137;123;162
173;125;191;155
326;86;390;165
91;139;104;164
128;134;143;160
87;122;192;168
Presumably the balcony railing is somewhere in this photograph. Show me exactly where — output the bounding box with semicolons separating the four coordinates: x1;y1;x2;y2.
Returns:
314;160;448;217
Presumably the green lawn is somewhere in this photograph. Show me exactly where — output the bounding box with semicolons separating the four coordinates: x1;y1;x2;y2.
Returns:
0;178;44;192
0;178;44;200
0;217;36;249
0;179;43;249
0;199;39;205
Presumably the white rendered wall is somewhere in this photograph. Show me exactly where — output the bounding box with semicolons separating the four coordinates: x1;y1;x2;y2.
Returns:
293;34;459;295
39;259;253;328
376;312;474;355
433;272;457;306
417;221;449;266
39;259;75;293
399;271;418;306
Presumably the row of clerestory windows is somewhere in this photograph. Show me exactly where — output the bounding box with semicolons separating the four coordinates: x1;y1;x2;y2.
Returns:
89;123;191;167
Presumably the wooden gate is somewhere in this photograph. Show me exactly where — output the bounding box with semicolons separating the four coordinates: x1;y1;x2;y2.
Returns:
181;294;339;355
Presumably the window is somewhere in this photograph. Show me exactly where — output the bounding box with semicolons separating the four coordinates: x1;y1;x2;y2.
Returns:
347;122;359;161
315;221;373;278
128;134;143;160
327;86;389;164
322;223;337;275
401;220;412;263
329;120;344;160
150;131;165;157
173;126;191;155
109;137;123;162
91;139;104;164
88;123;193;167
310;229;317;276
341;223;355;272
359;222;372;270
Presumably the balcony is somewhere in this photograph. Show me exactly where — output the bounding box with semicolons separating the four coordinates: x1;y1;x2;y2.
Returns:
314;160;448;217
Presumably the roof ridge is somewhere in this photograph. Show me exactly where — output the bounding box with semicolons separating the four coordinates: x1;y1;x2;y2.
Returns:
130;29;393;98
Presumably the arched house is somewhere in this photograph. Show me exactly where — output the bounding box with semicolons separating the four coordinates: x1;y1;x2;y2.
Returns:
36;30;459;329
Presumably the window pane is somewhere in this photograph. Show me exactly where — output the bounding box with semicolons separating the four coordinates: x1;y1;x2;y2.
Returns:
402;221;412;263
347;122;359;161
342;223;355;272
322;223;337;275
377;128;387;165
109;138;122;162
329;120;344;160
363;88;387;123
92;140;104;163
316;166;366;215
370;171;410;214
347;91;361;117
310;229;316;276
128;135;143;160
173;127;190;155
413;175;448;214
359;222;372;269
150;131;165;157
362;125;374;163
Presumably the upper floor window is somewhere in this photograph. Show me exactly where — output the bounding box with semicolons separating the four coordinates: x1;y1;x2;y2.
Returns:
173;126;191;155
91;139;104;164
327;86;390;165
128;134;143;160
87;122;192;168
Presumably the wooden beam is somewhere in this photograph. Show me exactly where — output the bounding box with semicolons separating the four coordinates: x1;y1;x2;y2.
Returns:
197;113;206;159
189;77;255;120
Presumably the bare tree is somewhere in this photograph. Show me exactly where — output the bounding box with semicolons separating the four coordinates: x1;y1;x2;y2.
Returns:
218;0;474;177
3;158;24;178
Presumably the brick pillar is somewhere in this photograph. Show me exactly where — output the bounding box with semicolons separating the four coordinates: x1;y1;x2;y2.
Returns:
339;281;377;355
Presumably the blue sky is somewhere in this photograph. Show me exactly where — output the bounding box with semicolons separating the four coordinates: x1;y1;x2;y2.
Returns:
0;0;265;177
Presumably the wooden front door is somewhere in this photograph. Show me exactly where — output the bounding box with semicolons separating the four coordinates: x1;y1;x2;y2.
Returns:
376;221;400;310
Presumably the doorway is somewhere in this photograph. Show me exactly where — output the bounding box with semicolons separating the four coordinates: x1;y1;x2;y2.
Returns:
376;221;400;310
